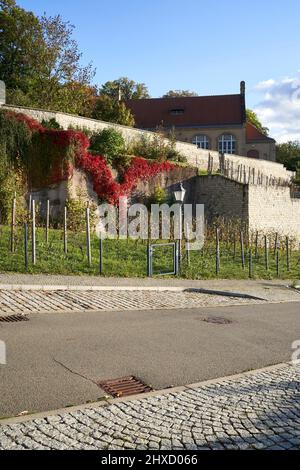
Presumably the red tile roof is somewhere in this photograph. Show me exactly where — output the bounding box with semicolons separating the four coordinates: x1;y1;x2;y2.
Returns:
246;122;275;142
125;94;246;129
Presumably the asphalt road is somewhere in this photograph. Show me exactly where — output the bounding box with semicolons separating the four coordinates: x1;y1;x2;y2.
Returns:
0;301;300;418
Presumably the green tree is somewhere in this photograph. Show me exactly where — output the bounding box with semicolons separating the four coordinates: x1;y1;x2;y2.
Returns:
276;140;300;171
0;0;45;92
92;95;135;126
162;90;199;98
100;77;150;100
32;14;96;112
246;109;269;136
0;1;96;114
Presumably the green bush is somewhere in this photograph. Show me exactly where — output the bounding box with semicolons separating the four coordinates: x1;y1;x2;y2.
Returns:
293;162;300;189
41;118;62;130
66;197;97;232
148;185;168;205
0;110;32;166
0;153;27;224
128;131;186;163
89;128;125;165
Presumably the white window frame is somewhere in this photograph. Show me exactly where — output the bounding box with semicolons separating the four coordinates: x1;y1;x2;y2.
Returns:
192;135;210;150
218;134;236;154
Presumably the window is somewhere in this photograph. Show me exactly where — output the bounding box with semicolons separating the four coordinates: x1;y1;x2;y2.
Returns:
169;109;185;115
218;134;236;154
192;135;210;150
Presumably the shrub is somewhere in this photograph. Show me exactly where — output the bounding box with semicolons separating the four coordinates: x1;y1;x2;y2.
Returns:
41;118;62;130
0;110;32;166
293;162;300;189
129;131;186;163
66;196;97;232
89;128;125;165
148;185;168;205
0;150;26;224
68;124;93;138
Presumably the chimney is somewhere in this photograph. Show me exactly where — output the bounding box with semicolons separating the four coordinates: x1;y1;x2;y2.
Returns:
240;81;246;96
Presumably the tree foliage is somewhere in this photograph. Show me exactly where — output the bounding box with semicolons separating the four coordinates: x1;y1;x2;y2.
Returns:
100;77;150;100
246;109;269;136
0;1;96;114
162;90;199;98
91;95;135;127
89;128;125;166
276;140;300;171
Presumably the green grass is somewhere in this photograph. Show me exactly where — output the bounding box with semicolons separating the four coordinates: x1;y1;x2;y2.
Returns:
0;225;299;280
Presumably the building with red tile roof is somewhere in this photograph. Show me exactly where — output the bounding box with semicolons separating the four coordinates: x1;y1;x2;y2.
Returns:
125;82;276;161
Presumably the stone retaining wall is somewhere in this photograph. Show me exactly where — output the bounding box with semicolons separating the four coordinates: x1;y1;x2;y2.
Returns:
2;104;294;182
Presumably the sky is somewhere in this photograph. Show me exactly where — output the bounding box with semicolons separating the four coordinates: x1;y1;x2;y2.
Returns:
17;0;300;142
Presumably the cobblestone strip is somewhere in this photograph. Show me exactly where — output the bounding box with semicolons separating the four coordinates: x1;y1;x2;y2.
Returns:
0;364;299;450
0;289;265;316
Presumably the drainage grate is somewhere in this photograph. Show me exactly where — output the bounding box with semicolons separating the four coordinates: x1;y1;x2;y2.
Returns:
202;316;233;325
98;376;153;398
0;314;29;323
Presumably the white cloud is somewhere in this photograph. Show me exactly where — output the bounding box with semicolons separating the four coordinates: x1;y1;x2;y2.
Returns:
255;79;276;90
253;73;300;143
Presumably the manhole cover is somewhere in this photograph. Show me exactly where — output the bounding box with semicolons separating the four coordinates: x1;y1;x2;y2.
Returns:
0;315;29;323
202;316;233;325
98;376;153;398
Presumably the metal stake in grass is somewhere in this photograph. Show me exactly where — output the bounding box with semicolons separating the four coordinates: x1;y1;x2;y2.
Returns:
274;232;278;257
63;206;68;254
99;238;103;275
286;236;290;272
240;231;245;270
147;243;153;277
31;199;36;265
24;222;28;271
46;199;50;244
185;222;190;267
264;235;269;271
255;231;259;259
233;232;236;260
85;205;92;267
28;194;32;217
216;227;220;275
249;249;253;278
10;193;16;253
276;249;280;277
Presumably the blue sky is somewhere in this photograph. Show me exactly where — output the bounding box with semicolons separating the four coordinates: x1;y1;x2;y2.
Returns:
17;0;300;142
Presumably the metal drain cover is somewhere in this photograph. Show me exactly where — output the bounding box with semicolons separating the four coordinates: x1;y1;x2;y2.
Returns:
0;315;29;323
98;376;153;398
202;316;233;325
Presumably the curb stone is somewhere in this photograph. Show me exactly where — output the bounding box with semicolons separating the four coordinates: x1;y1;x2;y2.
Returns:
0;361;294;426
0;284;267;301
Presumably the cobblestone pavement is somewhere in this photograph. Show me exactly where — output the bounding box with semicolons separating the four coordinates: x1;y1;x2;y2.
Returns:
0;289;265;316
0;364;299;450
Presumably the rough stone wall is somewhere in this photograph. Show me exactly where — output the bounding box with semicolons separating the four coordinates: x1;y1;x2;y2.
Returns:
30;170;98;220
189;175;249;223
185;175;300;244
132;167;198;203
248;185;300;243
2;104;293;182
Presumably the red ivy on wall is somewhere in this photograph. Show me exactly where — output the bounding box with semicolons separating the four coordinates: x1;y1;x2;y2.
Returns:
6;111;175;205
77;153;174;205
5;111;44;132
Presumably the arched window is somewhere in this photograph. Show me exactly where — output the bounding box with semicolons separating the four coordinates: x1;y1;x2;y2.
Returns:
218;134;236;154
192;135;210;150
